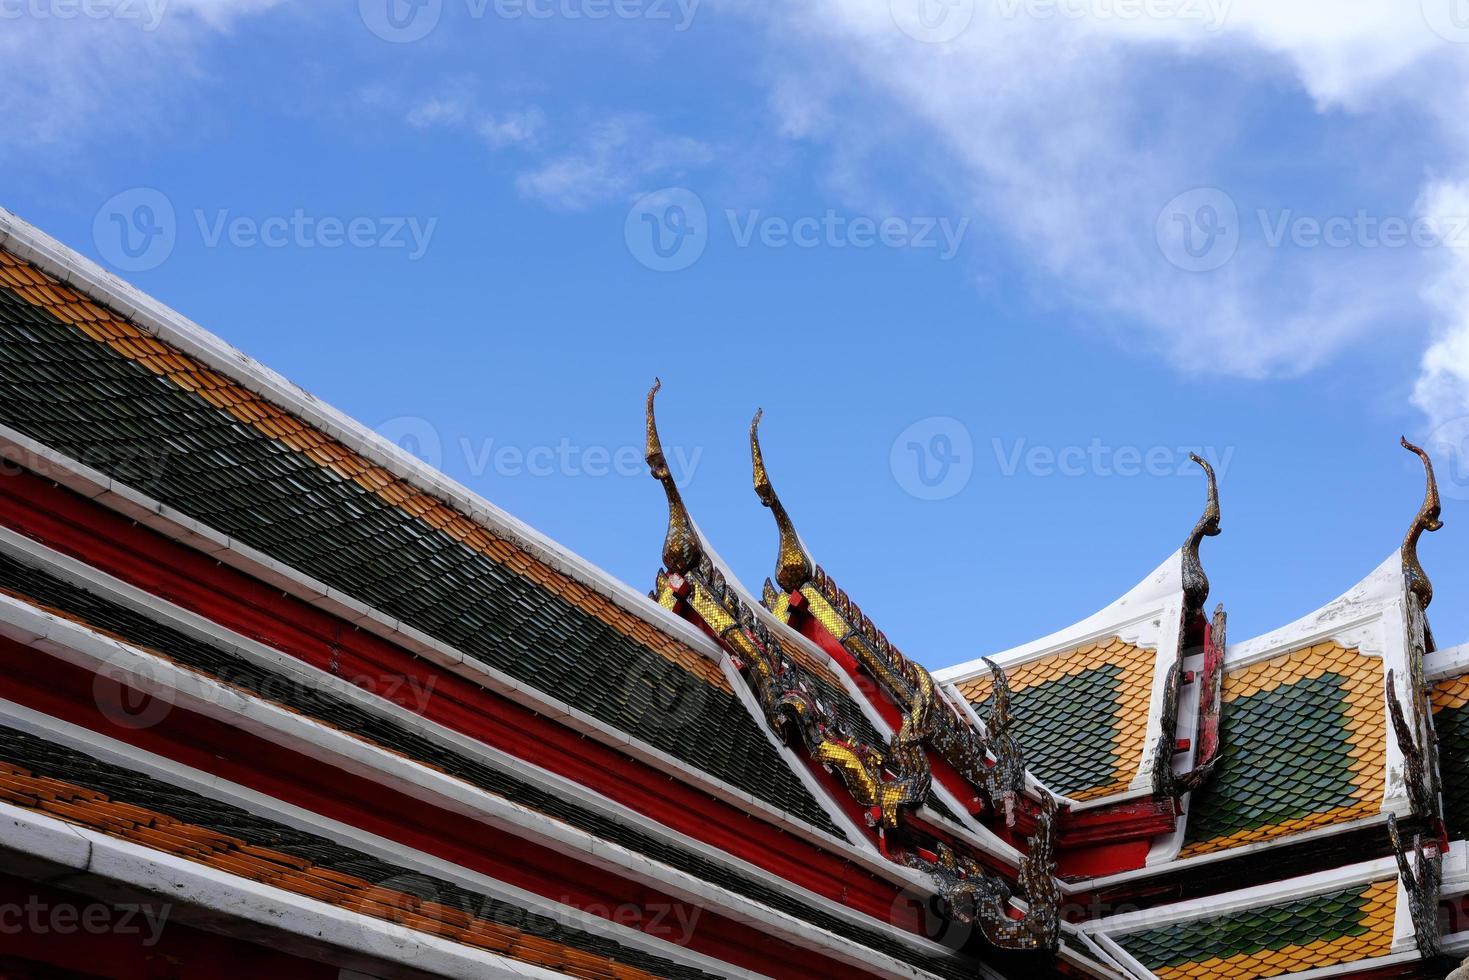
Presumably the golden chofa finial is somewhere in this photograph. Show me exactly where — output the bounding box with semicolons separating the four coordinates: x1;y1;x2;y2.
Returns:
1401;436;1443;610
750;409;814;594
645;380;700;575
1181;452;1221;612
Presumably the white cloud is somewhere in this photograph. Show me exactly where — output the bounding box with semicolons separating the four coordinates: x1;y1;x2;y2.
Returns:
1413;179;1469;439
477;109;544;150
726;0;1469;425
0;0;283;152
514;114;714;211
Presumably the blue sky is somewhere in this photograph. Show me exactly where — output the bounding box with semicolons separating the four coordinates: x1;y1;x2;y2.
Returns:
2;0;1467;663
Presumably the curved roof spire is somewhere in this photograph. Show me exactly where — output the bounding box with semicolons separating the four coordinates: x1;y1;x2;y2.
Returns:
1181;452;1222;611
644;380;700;575
1401;436;1443;610
750;409;814;593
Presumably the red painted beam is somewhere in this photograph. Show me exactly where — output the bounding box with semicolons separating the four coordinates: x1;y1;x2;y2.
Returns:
0;871;340;980
0;639;882;980
0;469;909;928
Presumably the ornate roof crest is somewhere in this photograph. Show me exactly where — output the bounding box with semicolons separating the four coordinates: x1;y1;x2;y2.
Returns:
1181;452;1221;612
645;380;700;575
1400;436;1443;611
750;409;815;593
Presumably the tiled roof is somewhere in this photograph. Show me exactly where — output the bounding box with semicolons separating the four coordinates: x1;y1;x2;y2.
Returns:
0;550;981;977
1181;643;1384;857
1113;879;1397;979
0;252;838;835
1432;674;1469;842
0;724;717;980
958;637;1155;801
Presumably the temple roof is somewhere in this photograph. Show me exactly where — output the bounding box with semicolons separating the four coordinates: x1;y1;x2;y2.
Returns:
0;203;1462;977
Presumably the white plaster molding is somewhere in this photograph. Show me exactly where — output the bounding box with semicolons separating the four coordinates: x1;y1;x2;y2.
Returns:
0;699;959;980
0;600;961;976
1427;642;1469;682
1085;855;1400;937
0;424;860;859
936;551;1182;684
0;527;948;926
0;207;724;675
0;801;600;979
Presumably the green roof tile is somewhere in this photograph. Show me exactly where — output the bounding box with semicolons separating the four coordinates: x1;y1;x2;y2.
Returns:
1184;672;1359;846
0;284;840;837
1116;883;1376;970
975;665;1122;798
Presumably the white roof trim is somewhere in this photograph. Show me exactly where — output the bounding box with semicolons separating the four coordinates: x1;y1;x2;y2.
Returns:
0;209;723;663
0;526;947;930
0;698;963;980
693;532;1026;860
1084;853;1400;936
0;594;962;977
937;551;1186;807
0;423;858;856
935;550;1183;683
1427;642;1469;682
0;800;574;980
